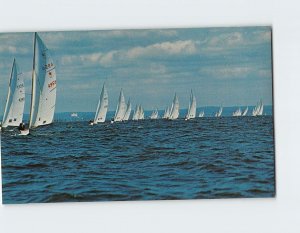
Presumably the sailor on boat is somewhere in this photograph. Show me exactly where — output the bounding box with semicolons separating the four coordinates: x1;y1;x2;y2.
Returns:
18;122;29;135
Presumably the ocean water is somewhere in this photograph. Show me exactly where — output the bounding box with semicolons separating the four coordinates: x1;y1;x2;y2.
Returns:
1;115;275;204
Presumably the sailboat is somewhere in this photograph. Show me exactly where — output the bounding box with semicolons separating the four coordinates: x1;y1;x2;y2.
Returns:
2;59;25;129
29;33;57;129
232;108;242;117
242;107;248;116
138;105;145;120
132;105;140;120
168;93;180;120
150;108;159;119
185;90;196;120
215;106;223;117
123;99;131;121
92;83;108;125
198;111;205;117
162;106;170;119
113;89;127;122
252;100;263;116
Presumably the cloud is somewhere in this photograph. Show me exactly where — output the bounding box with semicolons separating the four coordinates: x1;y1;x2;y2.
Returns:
202;29;271;53
200;65;255;80
127;40;197;59
60;39;198;68
0;45;29;54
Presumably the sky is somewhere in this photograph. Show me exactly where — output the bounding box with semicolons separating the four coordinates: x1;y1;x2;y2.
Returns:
0;26;273;113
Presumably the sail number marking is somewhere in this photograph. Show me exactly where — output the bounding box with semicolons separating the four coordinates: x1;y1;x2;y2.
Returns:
48;80;56;89
43;62;54;70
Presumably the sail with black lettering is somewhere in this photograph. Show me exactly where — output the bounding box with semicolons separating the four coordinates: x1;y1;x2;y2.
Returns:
2;59;25;127
29;33;57;128
93;84;108;123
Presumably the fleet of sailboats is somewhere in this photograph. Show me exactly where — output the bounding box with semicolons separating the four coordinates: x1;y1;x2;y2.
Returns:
0;34;268;133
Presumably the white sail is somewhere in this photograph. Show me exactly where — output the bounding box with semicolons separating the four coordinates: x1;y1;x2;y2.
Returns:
252;100;263;116
198;111;205;117
215;106;223;117
29;33;57;128
232;108;242;117
93;84;108;123
185;90;196;120
132;105;140;120
258;101;264;115
2;59;25;127
114;89;127;122
138;105;144;120
123;99;131;121
150;108;158;119
169;93;179;120
163;106;170;119
242;107;248;116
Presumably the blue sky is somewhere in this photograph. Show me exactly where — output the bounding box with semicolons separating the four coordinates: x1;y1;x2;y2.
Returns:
0;26;273;113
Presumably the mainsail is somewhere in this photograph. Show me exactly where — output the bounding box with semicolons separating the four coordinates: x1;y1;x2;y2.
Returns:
198;111;205;117
185;90;196;120
215;106;223;117
132;105;140;120
242;107;248;116
252;100;263;116
232;108;242;117
138;105;144;120
169;93;179;120
2;59;25;127
114;89;127;122
123;99;131;121
163;106;170;119
150;108;158;119
93;84;108;123
29;33;57;128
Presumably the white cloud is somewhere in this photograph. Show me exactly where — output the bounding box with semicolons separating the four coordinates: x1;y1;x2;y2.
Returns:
202;29;271;53
60;40;198;67
200;65;254;79
0;45;28;54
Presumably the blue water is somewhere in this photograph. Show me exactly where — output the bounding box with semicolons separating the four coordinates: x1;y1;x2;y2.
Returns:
1;115;275;204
